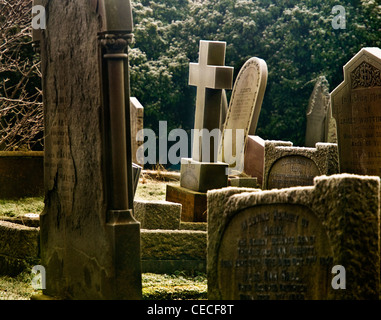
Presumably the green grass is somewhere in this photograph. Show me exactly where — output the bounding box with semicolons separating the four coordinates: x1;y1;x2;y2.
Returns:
0;269;42;300
0;179;206;300
135;177;179;201
0;197;44;218
142;272;207;300
0;268;207;300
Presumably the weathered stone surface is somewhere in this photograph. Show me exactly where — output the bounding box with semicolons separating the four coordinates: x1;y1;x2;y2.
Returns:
264;142;339;189
0;213;40;228
218;57;268;174
180;158;228;192
208;174;380;300
134;200;181;230
305;76;331;147
0;220;39;275
39;0;141;300
0;151;43;199
141;229;206;273
166;184;207;222
141;229;206;260
230;177;258;188
331;47;381;175
189;40;233;162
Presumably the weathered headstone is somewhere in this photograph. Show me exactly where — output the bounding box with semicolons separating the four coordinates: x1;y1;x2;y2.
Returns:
218;57;268;175
36;0;141;299
264;142;339;189
179;40;233;192
189;40;234;163
130;97;144;165
331;47;381;175
243;139;296;189
208;174;380;300
305;76;331;147
168;41;233;221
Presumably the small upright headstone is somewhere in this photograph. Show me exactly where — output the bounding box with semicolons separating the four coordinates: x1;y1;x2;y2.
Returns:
305;76;331;147
208;174;380;300
331;47;381;175
263;142;338;189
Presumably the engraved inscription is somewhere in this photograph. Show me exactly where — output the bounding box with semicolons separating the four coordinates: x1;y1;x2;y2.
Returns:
217;204;334;300
45;103;76;213
335;86;381;175
267;156;320;189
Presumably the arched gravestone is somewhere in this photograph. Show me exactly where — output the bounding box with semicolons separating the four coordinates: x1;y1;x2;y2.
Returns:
207;174;380;300
267;156;321;189
263;142;339;190
218;204;333;300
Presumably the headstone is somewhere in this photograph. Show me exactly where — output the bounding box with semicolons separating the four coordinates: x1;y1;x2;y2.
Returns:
218;57;268;175
37;0;141;300
208;174;380;300
331;47;381;175
130;97;144;165
263;142;339;189
179;40;233;192
305;76;331;147
189;40;234;162
243;139;294;189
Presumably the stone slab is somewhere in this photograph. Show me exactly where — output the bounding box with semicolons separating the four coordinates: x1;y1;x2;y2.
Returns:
0;220;39;275
134;199;181;230
141;229;206;273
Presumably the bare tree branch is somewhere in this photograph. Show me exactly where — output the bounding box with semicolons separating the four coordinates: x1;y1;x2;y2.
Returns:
0;0;43;151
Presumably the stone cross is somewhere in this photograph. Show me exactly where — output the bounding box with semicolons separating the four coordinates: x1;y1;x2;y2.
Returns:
189;40;233;162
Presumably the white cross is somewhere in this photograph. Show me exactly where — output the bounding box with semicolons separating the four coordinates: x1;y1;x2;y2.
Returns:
189;40;233;162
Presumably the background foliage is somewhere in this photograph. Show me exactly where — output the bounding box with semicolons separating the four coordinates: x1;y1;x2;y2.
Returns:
130;0;380;147
1;0;379;151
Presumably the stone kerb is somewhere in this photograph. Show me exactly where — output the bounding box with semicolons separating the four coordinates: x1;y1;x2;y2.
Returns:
134;199;207;273
0;220;40;276
207;174;380;300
